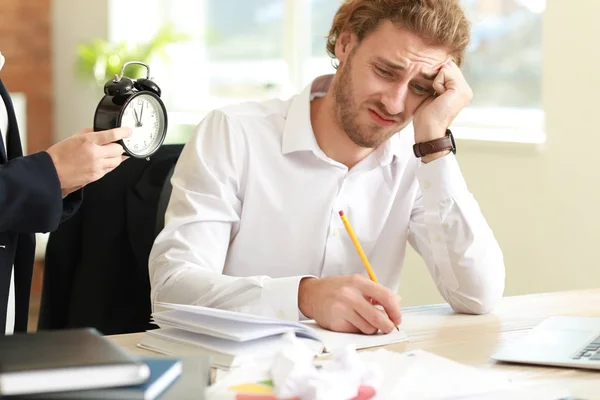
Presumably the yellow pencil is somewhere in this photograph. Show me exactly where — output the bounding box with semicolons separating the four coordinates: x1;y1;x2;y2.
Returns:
338;210;399;331
338;210;378;282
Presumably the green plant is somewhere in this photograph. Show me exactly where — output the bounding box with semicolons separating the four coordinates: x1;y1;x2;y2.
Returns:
75;24;191;84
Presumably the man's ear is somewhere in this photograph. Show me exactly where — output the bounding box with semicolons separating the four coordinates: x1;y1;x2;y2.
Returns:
334;31;355;64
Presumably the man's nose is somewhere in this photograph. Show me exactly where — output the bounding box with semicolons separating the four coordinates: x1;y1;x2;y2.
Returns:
380;84;407;116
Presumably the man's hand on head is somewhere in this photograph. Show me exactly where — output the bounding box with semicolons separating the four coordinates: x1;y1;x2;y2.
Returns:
412;60;472;162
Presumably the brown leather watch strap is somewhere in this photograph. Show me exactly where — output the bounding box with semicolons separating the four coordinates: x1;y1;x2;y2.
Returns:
413;129;456;158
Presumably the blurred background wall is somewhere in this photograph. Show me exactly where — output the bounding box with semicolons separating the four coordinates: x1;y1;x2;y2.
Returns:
0;0;52;154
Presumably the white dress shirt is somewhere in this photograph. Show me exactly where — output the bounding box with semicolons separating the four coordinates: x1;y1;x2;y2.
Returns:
149;74;505;321
1;88;15;335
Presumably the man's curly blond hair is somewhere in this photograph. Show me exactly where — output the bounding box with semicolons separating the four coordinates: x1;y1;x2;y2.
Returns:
326;0;471;67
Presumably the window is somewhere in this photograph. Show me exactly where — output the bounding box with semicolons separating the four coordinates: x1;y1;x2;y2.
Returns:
456;0;545;142
108;0;544;143
164;0;339;111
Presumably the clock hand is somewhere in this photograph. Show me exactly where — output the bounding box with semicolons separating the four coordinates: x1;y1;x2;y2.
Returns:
140;103;144;122
133;109;141;127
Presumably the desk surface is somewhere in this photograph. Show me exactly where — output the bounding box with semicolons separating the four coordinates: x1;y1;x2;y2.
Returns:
108;288;600;398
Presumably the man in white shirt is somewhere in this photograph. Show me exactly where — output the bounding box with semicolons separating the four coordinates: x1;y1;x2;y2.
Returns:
149;0;505;335
0;50;132;334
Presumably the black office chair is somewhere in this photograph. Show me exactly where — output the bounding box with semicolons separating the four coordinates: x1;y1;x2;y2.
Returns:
155;163;175;238
38;144;184;335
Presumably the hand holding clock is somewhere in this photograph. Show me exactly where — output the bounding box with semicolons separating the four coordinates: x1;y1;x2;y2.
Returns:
44;62;166;198
46;127;132;197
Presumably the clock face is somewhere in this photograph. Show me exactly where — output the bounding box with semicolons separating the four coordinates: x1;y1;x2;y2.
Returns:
119;93;166;157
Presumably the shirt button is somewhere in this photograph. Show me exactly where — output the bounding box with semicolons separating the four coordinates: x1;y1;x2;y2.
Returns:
433;234;441;242
278;310;286;319
332;228;339;236
423;181;431;190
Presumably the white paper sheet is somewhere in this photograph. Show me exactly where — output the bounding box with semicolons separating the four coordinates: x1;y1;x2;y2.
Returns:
209;342;572;400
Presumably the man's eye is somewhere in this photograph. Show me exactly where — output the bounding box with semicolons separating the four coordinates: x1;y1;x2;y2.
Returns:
412;83;432;94
376;67;393;77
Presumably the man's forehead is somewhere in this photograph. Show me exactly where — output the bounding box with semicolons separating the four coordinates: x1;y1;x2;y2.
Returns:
372;54;450;76
361;21;451;72
420;58;451;74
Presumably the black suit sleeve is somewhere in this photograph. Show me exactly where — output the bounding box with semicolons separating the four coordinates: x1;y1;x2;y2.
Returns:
0;150;81;233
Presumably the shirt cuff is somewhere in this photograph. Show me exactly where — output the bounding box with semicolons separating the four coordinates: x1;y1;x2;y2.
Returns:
416;153;469;206
261;275;313;322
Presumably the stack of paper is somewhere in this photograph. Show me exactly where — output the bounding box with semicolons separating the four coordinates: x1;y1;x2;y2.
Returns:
138;302;408;370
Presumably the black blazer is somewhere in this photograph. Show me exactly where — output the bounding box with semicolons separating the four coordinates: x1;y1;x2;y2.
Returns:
0;79;81;333
39;144;183;335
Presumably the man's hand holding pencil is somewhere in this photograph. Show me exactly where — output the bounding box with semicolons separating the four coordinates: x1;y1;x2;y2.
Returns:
297;211;402;335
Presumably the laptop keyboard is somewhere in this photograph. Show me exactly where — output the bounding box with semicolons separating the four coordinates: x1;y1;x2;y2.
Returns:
572;334;600;360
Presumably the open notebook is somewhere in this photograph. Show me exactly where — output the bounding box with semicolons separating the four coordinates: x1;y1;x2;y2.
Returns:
138;302;408;370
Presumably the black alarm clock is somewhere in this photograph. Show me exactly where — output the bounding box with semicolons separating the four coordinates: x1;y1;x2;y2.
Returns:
93;61;168;159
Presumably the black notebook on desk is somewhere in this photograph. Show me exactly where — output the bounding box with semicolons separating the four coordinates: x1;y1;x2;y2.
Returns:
0;328;150;396
20;358;183;400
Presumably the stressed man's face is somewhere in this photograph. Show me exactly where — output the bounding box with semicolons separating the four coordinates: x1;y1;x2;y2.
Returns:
331;21;450;149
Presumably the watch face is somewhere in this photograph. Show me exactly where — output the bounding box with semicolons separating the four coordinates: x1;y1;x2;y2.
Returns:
119;93;167;157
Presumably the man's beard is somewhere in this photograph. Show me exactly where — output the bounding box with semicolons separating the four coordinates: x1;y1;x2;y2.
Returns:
331;55;404;149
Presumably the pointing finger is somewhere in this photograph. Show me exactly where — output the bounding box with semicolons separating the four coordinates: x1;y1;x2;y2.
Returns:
90;127;132;145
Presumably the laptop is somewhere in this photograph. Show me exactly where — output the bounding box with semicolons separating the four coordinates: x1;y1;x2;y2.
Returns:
491;316;600;370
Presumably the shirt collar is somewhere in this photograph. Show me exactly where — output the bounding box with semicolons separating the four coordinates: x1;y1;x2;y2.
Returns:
281;75;329;155
281;74;405;166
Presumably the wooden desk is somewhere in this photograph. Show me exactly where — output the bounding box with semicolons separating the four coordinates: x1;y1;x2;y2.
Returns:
108;288;600;398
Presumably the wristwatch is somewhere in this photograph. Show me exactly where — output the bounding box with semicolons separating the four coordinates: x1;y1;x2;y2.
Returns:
413;129;456;158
